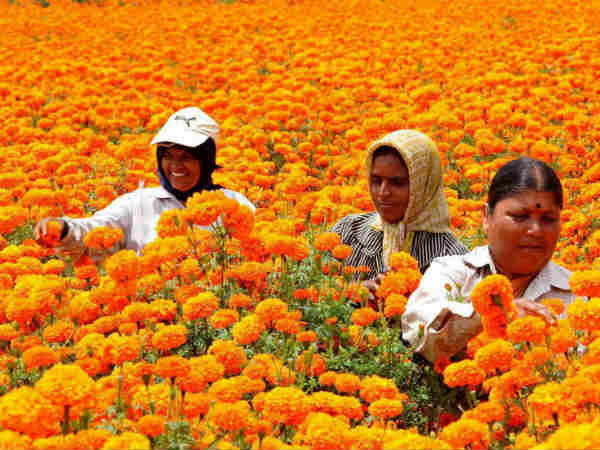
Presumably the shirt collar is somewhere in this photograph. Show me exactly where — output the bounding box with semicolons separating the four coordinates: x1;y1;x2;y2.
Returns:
464;245;571;294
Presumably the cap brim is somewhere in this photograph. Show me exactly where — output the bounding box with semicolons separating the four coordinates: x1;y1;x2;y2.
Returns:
150;129;210;148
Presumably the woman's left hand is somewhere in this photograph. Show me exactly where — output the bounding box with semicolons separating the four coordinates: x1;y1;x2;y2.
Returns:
513;297;557;325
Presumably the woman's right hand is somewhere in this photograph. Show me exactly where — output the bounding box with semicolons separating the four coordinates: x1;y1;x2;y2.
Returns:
361;273;387;306
34;218;66;247
513;297;557;326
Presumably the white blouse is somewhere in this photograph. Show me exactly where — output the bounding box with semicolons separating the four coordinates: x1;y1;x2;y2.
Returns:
401;245;576;363
59;186;255;259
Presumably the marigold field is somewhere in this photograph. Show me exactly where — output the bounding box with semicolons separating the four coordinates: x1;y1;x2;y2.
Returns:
1;0;600;448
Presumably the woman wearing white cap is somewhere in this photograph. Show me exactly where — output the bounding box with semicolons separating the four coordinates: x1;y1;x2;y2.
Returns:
34;107;255;256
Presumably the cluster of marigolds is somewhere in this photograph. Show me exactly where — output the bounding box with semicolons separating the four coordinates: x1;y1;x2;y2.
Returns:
1;0;600;448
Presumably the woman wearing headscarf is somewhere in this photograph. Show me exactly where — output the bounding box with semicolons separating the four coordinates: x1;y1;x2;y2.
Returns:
34;107;254;256
330;130;466;295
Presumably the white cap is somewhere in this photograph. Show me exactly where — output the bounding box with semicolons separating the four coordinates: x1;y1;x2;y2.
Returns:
151;107;219;147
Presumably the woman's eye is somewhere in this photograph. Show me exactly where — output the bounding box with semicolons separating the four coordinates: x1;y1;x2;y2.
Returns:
543;216;559;223
371;177;381;185
511;214;528;222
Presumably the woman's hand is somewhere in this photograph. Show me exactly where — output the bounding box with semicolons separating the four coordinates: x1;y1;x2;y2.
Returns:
34;218;66;247
513;297;557;325
361;273;387;305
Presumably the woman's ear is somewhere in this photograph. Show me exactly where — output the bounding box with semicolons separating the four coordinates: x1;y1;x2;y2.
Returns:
482;204;490;234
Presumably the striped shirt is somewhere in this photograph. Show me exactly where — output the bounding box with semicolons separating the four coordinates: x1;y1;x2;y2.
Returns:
330;212;467;278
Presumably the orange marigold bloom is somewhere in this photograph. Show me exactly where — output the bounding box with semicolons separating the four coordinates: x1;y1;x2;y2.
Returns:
0;323;19;341
35;363;95;407
388;251;419;272
37;220;63;248
333;373;361;394
368;396;407;419
210;400;251;432
443;360;486;388
101;431;150;450
549;321;577;353
184;190;226;226
438;418;489;450
83;226;124;250
42;319;75;343
0;386;62;438
569;270;600;297
262;386;310;426
318;371;338;387
151;324;187;352
296;330;317;343
209;308;239;329
23;345;59;370
207;377;245;403
474;339;514;374
154;355;190;379
384;293;407;318
359;375;399;403
42;259;65;275
295;351;327;376
314;232;342;252
527;381;562;420
470;274;514;317
351;307;381;326
541;298;566;316
232;314;266;345
105;250;139;283
136;414;165;438
177;367;207;393
223;204;255;239
507;316;548;345
228;293;254;309
189;355;225;383
182;292;219;320
331;244;352;260
462;400;505;424
301;412;350;450
183;392;211;418
156;209;187;238
274;317;302;334
255;297;288;326
208;339;247;375
376;270;422;298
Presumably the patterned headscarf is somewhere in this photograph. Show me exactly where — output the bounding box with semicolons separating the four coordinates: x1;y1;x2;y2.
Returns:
365;130;451;270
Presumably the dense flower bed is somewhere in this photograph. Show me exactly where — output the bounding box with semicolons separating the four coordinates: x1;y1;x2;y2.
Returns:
1;0;600;448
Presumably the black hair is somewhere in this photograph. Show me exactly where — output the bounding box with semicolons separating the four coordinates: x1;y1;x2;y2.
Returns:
157;137;223;202
372;146;407;167
487;157;563;212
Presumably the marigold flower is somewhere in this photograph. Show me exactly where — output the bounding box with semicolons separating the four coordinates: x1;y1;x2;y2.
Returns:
42;319;75;343
506;315;548;344
388;251;419;272
384;293;407;318
470;274;514;317
182;292;219;320
376;270;422;298
331;244;352;260
189;355;225;383
443;360;486;388
262;386;310;426
37;220;63;248
208;308;239;329
183;392;211;418
541;298;566;316
232;314;266;345
105;250;138;283
136;414;165;438
296;330;317;343
23;345;59;370
0;386;62;438
208;339;247;375
569;270;600;297
228;293;254;309
314;232;342;252
83;226;124;250
474;339;514;374
438;418;489;450
351;307;380;326
151;324;187;352
274;317;302;334
255;297;288;326
35;363;95;407
359;375;399;403
295;351;327;376
101;431;150;450
210;400;251;432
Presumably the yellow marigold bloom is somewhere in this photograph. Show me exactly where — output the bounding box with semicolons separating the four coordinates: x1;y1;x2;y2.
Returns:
232;314;266;345
209;308;239;329
388;251;419;272
183;291;219;320
314;232;342;252
541;298;566;316
528;382;562;420
0;430;32;450
262;386;310;426
151;324;187;352
359;375;399;403
149;298;177;322
101;431;150;450
301;412;350;450
35;363;95;407
507;316;548;345
443;360;486;388
208;339;247;375
105;250;138;283
136;414;165;438
83;226;124;250
0;323;19;341
22;345;59;370
438;418;489;450
383;430;451;450
351;307;380;326
210;400;251;432
569;270;600;297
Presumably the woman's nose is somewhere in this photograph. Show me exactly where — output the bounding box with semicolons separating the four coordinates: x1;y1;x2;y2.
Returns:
378;180;391;196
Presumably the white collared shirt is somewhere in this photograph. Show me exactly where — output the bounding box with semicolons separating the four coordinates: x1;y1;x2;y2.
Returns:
59;186;255;258
401;245;576;363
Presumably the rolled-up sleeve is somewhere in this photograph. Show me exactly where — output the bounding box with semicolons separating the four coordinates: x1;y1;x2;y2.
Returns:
401;257;482;363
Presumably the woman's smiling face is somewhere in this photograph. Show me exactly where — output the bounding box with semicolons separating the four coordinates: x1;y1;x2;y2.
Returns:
369;151;410;224
484;189;561;277
160;146;202;192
